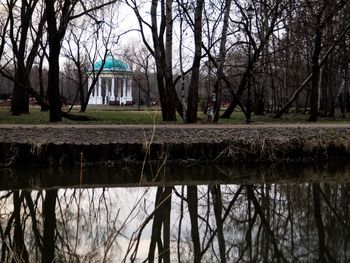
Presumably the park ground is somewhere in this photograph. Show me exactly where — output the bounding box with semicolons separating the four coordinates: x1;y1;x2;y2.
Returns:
0;116;350;167
1;105;350;167
0;105;350;125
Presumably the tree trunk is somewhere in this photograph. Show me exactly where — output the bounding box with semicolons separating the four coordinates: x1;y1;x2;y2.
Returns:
78;69;85;112
162;187;172;263
187;186;201;262
320;63;328;116
163;0;177;121
148;187;164;262
145;68;151;106
148;187;172;263
186;0;204;123
339;95;346;118
331;68;347;118
39;52;49;111
211;185;226;263
346;88;350;112
8;0;32;115
45;0;66;122
312;184;336;263
151;0;177;121
13;191;29;262
11;67;29;115
157;66;176;121
47;43;62;122
129;0;180;121
42;189;58;263
309;25;322;122
209;0;231;123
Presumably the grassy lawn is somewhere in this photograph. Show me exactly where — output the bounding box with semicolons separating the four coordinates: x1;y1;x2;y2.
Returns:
0;105;349;125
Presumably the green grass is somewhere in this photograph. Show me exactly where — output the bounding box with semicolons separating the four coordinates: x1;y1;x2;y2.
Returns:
0;105;349;125
219;112;350;124
0;106;171;125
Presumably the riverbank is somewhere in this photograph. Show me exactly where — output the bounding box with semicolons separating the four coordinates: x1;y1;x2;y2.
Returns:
0;124;350;167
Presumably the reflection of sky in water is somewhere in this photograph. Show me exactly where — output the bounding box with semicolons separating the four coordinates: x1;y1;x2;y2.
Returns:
62;186;200;262
0;182;349;262
57;187;158;262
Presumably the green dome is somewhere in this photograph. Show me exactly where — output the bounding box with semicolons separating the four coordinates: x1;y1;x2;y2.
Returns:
93;55;131;72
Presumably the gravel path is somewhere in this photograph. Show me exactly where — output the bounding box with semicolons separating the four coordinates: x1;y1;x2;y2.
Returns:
0;124;350;144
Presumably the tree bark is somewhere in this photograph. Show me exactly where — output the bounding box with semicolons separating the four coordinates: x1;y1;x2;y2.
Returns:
13;191;29;263
208;0;231;123
47;41;63;122
309;23;322;122
148;187;172;263
11;67;29;115
42;189;58;263
211;185;226;263
313;184;333;263
186;0;204;123
45;0;65;122
45;0;79;122
151;0;177;121
148;187;163;262
162;187;172;263
187;186;201;262
38;51;49;111
164;0;178;121
9;0;39;115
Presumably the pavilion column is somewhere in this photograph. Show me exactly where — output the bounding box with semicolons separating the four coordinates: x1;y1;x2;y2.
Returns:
122;78;126;105
128;77;133;98
123;78;126;97
97;77;102;104
116;78;120;105
105;79;109;105
125;78;129;97
117;78;120;97
111;77;115;103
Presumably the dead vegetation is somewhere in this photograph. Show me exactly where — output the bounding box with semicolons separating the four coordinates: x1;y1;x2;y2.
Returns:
0;126;350;167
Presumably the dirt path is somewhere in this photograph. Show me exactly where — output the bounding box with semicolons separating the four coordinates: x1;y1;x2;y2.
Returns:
0;123;350;145
1;123;350;129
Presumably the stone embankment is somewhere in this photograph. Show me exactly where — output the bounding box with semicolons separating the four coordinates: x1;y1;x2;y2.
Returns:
0;124;350;167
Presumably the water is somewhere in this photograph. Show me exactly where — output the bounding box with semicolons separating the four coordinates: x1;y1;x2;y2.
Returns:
0;163;349;262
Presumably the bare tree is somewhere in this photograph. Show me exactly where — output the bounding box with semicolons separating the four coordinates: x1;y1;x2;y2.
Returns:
123;44;155;107
275;0;349;119
221;0;285;119
125;0;183;121
44;0;120;121
207;0;232;123
4;0;46;115
185;0;205;123
187;185;201;262
62;4;120;113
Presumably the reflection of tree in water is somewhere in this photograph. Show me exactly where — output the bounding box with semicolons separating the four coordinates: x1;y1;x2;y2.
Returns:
0;183;349;262
0;188;152;262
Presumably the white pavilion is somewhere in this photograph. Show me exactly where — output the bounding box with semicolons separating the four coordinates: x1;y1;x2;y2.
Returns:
88;55;133;105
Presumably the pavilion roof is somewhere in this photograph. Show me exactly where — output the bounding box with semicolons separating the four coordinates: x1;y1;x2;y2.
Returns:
92;55;132;73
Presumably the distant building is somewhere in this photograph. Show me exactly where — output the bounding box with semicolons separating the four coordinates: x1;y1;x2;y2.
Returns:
87;55;133;105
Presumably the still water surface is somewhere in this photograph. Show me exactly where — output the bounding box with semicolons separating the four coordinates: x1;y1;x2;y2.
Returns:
0;163;349;262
